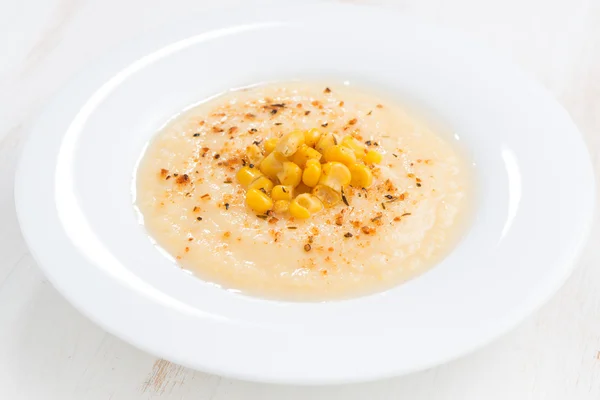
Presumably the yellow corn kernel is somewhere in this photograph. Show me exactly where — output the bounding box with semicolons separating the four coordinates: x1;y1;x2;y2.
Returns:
349;163;373;188
248;176;274;193
288;199;310;219
290;144;322;168
297;193;324;213
273;199;290;214
304;128;322;148
275;130;305;156
323;144;357;165
319;162;351;191
264;138;278;155
259;151;286;179
245;188;273;214
312;184;341;208
236;166;262;186
271;185;293;201
277;161;302;187
341;136;366;159
302;159;322;187
315;132;337;153
289;194;323;219
364;149;383;164
246;144;264;164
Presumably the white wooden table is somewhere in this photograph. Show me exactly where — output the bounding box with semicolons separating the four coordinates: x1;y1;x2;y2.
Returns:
1;0;599;398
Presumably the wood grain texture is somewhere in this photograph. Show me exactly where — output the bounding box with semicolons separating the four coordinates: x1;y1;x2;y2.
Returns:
1;0;599;398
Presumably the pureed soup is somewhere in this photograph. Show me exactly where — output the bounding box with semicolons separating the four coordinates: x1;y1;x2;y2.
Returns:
136;82;470;300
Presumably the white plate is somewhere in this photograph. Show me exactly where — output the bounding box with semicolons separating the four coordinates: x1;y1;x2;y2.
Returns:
15;4;595;384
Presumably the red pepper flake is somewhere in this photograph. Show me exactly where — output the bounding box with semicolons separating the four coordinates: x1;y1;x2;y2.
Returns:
245;113;256;119
416;183;422;187
211;126;224;133
196;217;203;221
185;247;190;253
402;212;412;217
165;175;171;180
321;122;328;127
160;168;169;177
188;237;193;241
176;174;190;184
339;101;344;107
224;231;231;238
223;178;232;184
361;226;375;235
228;126;238;135
303;244;312;252
344;232;353;238
214;154;220;160
328;247;334;252
324;87;331;93
201;194;211;200
304;110;311;116
335;215;343;226
348;118;358;125
193;133;200;137
268;217;279;224
376;104;384;108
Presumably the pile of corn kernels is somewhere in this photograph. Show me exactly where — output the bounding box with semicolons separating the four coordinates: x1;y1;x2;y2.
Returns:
236;128;383;219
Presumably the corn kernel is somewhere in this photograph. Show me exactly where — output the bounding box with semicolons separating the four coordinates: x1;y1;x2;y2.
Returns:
349;163;373;188
289;199;310;219
341;136;366;159
304;128;322;148
319;162;351;191
364;149;383;164
246;144;264;164
259;151;286;179
245;188;273;214
264;138;278;155
277;161;302;187
289;194;323;219
312;184;341;208
302;159;322;187
315;132;337;153
323;144;356;165
248;176;274;193
297;193;324;213
275;130;305;156
236;166;262;186
273;199;290;214
290;144;322;168
271;185;293;201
